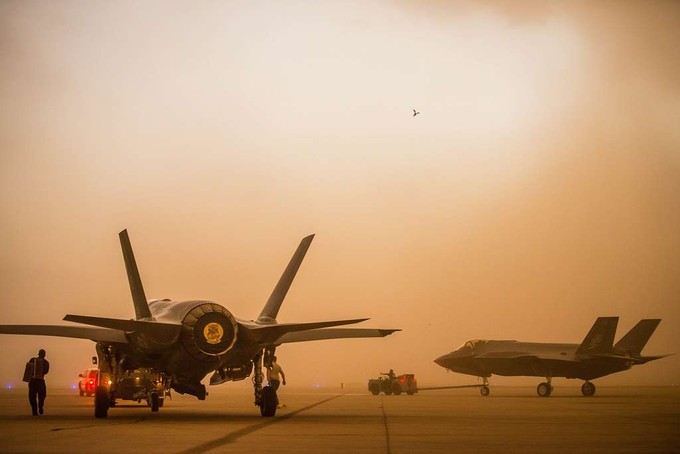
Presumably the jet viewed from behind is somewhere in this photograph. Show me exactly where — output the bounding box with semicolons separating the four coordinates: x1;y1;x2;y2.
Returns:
0;230;398;417
434;317;668;397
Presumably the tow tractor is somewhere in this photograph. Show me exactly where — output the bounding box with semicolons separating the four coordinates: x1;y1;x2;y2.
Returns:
368;371;418;395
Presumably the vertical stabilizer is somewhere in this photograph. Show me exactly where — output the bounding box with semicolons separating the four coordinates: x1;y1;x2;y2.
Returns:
576;317;618;354
257;235;315;323
614;319;661;356
119;229;152;321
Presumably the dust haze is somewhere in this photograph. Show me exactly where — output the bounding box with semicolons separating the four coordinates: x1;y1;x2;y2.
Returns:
1;1;678;390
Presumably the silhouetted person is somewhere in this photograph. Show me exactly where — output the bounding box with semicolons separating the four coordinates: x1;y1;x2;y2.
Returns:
382;369;396;380
27;349;49;416
266;355;286;391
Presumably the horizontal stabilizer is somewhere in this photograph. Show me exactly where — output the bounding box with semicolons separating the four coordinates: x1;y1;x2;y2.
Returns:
633;354;673;364
276;327;400;344
614;319;661;356
64;314;181;339
577;317;618;355
0;325;128;344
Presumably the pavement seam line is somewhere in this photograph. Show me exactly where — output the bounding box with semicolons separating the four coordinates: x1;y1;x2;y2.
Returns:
381;397;391;454
177;393;344;454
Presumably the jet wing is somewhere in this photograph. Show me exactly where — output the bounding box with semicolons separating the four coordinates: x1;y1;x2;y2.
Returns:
275;328;400;344
0;325;128;344
245;318;371;344
476;352;579;363
64;314;181;338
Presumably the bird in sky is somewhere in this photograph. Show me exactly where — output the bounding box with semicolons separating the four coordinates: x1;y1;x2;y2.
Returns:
412;109;420;117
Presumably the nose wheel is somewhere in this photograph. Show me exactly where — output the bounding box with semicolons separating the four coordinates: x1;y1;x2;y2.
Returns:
537;375;553;397
480;377;490;396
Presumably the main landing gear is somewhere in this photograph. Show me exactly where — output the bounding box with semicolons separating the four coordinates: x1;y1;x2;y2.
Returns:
253;347;278;417
581;381;596;397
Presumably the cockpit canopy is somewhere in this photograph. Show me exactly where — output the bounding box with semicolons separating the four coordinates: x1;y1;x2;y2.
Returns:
458;339;488;352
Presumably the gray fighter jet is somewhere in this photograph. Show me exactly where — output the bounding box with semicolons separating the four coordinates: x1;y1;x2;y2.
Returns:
434;317;667;397
0;230;398;417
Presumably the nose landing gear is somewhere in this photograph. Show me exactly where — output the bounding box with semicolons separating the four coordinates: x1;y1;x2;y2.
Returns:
480;377;490;396
537;375;553;397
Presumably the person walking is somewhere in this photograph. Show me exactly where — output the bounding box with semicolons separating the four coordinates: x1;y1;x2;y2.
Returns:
266;355;286;391
27;349;49;416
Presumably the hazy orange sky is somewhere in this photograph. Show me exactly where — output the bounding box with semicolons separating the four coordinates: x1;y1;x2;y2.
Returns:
1;1;679;390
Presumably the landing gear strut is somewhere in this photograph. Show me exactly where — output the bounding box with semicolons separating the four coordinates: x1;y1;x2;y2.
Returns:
480;377;490;396
537;375;553;397
581;381;596;397
253;348;278;417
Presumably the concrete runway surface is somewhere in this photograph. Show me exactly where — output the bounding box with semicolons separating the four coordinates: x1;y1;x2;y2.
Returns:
0;386;678;453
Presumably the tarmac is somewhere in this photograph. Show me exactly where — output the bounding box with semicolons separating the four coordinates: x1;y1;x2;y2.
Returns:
0;386;678;453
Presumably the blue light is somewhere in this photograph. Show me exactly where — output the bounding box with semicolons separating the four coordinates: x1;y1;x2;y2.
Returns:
71;384;77;390
6;384;12;390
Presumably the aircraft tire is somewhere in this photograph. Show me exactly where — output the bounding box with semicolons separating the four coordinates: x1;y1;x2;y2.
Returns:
369;383;380;395
581;381;596;397
480;385;490;396
260;386;277;417
79;386;85;397
94;386;109;418
384;388;392;396
150;392;160;412
537;382;552;397
406;390;415;396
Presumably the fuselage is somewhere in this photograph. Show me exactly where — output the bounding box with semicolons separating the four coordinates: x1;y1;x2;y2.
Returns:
110;299;261;392
434;339;635;381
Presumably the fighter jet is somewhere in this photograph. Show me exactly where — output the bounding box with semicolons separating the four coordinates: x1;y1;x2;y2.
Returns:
0;230;399;417
434;317;668;397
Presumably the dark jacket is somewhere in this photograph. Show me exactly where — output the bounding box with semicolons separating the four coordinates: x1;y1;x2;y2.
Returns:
28;357;50;380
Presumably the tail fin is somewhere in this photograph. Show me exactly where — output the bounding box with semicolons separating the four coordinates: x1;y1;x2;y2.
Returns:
119;229;152;321
614;319;661;356
257;234;315;323
576;317;618;354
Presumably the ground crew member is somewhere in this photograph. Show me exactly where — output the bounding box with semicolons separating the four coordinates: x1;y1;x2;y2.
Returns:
382;369;396;380
27;349;49;416
266;355;286;391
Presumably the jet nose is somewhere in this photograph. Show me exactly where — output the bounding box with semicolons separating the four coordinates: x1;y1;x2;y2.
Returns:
434;352;455;368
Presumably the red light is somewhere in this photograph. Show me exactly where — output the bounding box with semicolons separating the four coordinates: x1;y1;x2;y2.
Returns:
89;380;94;385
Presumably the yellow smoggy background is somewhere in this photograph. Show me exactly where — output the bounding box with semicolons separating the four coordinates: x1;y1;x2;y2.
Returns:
1;1;678;388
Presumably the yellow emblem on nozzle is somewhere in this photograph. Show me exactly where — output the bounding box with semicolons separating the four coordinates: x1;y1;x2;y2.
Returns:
204;322;224;345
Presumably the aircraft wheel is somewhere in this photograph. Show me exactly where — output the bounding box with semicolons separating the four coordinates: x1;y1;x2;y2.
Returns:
392;383;402;396
480;385;490;396
537;382;552;397
581;381;596;397
384;388;392;395
406;390;415;396
79;386;85;397
94;386;109;418
158;397;165;407
150;392;160;412
369;383;380;395
260;386;277;417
